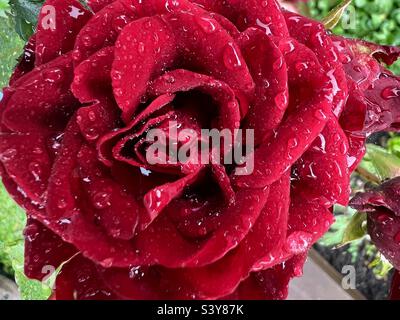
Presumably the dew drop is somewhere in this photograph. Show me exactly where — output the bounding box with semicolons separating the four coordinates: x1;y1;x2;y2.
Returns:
274;91;288;109
273;57;283;71
88;111;96;122
82;35;93;47
314;109;327;121
287;138;298;149
223;43;242;70
93;192;111;209
381;86;400;100
195;15;216;34
84;127;99;141
129;266;145;279
42;68;63;83
29;162;42;182
57;198;68;209
138;42;145;54
0;148;17;162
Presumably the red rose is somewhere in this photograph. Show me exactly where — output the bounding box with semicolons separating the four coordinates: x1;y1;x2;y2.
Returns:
1;0;399;300
350;177;400;300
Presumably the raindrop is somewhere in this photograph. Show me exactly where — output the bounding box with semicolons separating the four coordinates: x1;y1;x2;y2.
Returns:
82;35;93;47
164;74;176;84
0;148;17;162
84;127;99;141
195;15;216;34
129;266;145;279
138;42;145;54
287;138;298;149
57;198;68;209
29;162;42;182
88;111;96;122
223;43;242;70
273;57;283;71
314;109;327;121
381;86;400;100
42;68;63;83
93;192;112;209
274;91;287;109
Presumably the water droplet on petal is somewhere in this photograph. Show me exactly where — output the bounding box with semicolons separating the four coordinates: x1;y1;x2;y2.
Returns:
57;198;68;209
93;192;111;209
82;35;93;47
42;68;64;83
195;15;216;34
314;109;327;121
138;42;145;54
287;138;298;149
29;162;42;182
223;43;242;70
381;86;400;100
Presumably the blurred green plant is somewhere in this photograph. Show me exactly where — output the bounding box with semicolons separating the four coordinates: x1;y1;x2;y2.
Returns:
0;16;24;87
306;0;400;74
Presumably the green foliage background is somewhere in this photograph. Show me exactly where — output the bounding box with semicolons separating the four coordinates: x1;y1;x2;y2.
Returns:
306;0;400;74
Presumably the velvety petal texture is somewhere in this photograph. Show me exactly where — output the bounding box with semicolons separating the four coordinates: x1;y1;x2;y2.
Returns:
1;0;399;300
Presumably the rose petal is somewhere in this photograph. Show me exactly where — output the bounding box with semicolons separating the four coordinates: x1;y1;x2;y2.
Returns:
2;53;79;135
24;218;77;281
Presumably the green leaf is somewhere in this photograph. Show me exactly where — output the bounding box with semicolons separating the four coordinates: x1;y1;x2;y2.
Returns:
0;16;24;87
359;144;400;182
319;205;357;247
322;0;353;29
9;0;44;40
341;211;367;246
387;135;400;158
9;0;43;25
0;0;10;18
368;253;393;279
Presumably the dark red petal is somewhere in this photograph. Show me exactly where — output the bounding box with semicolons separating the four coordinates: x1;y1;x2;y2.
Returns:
284;12;348;117
112;16;177;122
54;255;118;300
46;117;84;222
238;28;288;144
149;69;241;131
35;0;92;65
76;99;121;144
293;120;350;206
391;271;400;300
234;40;332;188
163;9;255;104
77;145;142;240
366;209;400;270
2;53;79;135
72;46;115;103
24;218;77;281
224;254;307;300
0;133;52;203
162;173;290;299
288;192;334;246
193;0;289;37
98;94;175;167
142;169;202;229
135;188;269;268
72;1;136;65
350;177;400;215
